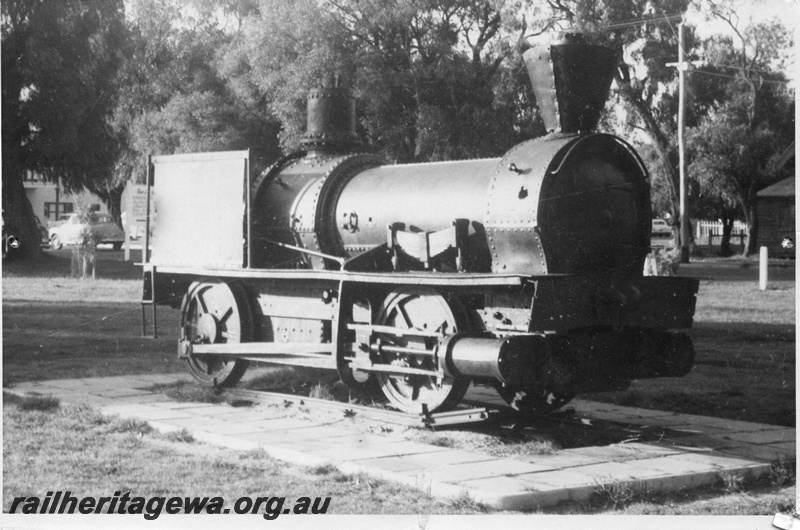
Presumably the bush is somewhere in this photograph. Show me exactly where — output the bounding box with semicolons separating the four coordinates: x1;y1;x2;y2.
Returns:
644;247;681;276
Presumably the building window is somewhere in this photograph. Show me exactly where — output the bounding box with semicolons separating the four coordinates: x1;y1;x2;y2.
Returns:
44;202;74;219
23;171;44;183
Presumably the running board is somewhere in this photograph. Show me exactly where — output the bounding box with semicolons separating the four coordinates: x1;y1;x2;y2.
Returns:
178;340;334;358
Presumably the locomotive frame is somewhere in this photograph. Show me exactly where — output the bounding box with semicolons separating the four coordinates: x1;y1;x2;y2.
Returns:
141;35;699;416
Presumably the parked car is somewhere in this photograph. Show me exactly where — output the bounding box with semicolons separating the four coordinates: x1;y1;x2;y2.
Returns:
49;213;125;250
651;219;672;238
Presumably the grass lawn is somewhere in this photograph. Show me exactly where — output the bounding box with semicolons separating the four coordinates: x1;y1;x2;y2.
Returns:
3;251;183;386
3;293;182;386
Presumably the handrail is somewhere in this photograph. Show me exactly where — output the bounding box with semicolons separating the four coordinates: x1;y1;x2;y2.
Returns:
263;239;345;267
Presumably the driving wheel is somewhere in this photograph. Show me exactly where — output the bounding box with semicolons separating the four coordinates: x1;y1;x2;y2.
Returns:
181;281;251;387
374;288;469;414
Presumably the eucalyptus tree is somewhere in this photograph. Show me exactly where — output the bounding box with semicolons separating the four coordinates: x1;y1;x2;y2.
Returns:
2;0;127;260
111;0;282;186
220;0;564;163
687;1;793;256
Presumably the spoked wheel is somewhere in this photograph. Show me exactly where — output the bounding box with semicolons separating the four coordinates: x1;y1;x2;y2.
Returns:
375;288;469;414
181;281;250;387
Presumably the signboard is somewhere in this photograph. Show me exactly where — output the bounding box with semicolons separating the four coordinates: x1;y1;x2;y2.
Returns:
149;151;249;269
131;185;148;220
121;184;150;260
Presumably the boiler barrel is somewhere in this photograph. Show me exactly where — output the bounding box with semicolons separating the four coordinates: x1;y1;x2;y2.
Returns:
333;158;499;255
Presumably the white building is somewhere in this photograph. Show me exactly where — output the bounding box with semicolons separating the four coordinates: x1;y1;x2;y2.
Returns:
23;171;109;226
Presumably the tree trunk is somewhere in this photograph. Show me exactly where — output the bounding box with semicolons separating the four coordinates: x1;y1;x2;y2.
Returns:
95;184;125;228
742;184;759;257
2;172;44;262
719;214;734;257
107;186;123;227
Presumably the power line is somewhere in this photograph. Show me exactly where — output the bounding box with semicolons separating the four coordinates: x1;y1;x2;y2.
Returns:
588;13;683;31
691;69;791;86
651;53;791;77
657;12;792;81
700;62;791;78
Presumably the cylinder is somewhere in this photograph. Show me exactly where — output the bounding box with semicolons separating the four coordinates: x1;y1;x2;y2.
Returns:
440;335;505;381
440;333;547;383
760;246;768;290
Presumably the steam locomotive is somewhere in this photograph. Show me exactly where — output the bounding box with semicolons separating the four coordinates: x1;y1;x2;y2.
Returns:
142;35;698;415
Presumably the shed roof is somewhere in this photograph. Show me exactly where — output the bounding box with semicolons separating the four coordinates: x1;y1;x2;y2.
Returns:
771;140;795;174
758;176;795;197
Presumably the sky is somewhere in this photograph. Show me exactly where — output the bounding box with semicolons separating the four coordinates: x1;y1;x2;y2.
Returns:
688;0;800;34
687;0;798;84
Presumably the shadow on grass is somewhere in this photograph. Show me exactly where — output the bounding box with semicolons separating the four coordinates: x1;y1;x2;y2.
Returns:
586;318;795;427
678;260;795;282
3;300;182;385
3;392;60;412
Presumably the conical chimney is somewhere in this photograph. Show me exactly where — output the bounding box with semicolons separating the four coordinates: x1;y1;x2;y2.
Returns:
523;34;618;134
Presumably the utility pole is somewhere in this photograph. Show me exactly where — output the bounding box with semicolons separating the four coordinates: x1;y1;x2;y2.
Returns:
666;19;700;264
677;20;690;263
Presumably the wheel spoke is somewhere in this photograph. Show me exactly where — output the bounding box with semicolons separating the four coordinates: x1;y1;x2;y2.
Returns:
397;302;413;329
197;291;209;313
205;360;217;375
220;307;233;324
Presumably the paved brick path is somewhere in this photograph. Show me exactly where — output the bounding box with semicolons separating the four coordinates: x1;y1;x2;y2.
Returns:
6;374;795;510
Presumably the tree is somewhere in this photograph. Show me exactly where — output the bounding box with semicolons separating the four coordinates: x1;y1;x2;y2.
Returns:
686;2;793;256
111;0;282;187
688;85;793;256
221;0;559;163
2;0;127;260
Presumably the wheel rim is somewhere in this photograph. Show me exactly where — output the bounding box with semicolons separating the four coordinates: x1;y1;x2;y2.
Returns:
50;235;61;249
375;288;469;414
181;282;250;386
